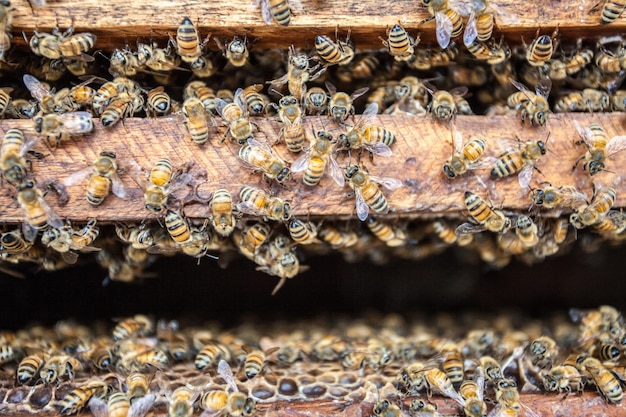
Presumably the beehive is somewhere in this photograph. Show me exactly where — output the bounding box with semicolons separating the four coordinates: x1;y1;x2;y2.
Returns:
2;0;626;415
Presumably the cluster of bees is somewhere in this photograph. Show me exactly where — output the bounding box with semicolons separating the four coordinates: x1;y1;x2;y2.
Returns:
1;306;626;416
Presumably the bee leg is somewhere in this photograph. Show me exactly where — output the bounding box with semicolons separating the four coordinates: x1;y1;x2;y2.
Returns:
271;275;287;296
572;155;585;171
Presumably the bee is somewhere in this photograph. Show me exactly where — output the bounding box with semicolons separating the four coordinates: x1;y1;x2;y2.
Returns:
112;314;153;341
0;128;39;187
530;184;587;210
288;218;319;245
597;342;621;361
366;217;407;247
387;76;429;115
41;222;99;264
109;47;143;77
491;137;547;189
17;352;46;385
573;121;626;176
199;360;256;416
0;0;11;60
195;341;231;370
130;348;170;371
162;209;192;245
0;228;33;254
570;186;616;229
209;189;236;237
443;131;487;179
115;223;156;249
216;35;249;68
89;392;156;417
144;86;172;117
167;385;200;417
40;355;82;384
430;220;472;246
292;129;344;187
507;77;551;126
401;363;466;403
346;55;380;81
29;26;96;60
58;381;110;416
529;336;558;369
464;37;510;65
427;85;468;123
137;42;181;72
16;180;64;242
457;191;512;235
0;343;18;365
236;222;271;261
590;0;626;24
326;81;369;124
373;399;402;417
318;224;358;249
182;97;210;145
90;347;115;371
544;364;584;395
189;54;216;78
380;23;418;62
237;186;291;221
421;0;464;49
269;45;325;100
238;138;291;184
337;102;395;159
175;17;205;63
274;94;305;152
64;151;126;206
241;84;268;116
34;111;94;148
255;0;301;26
242;345;279;379
408;399;440;417
138;159;192;214
101;88;144;128
126;372;150;400
344;164;403;221
255;235;303;295
459;372;487;417
184;81;216;114
23;73;57;114
315;31;355;66
491;378;538;417
563;47;595;76
216;88;254;144
463;0;507;44
303;86;328;115
578;357;622;403
524;28;559;66
0;86;12;117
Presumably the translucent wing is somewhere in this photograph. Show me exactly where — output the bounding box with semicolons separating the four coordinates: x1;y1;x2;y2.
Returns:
19;136;41;158
233;88;248;116
41;198;64;230
110;173;127;198
475;366;485;401
23;74;51;102
517;164;534;189
260;0;274;24
325;81;337;96
453;131;464;154
350;87;370;102
363;142;393;157
606;135;626;158
352;102;379;131
370;175;403;190
535;76;552;99
509;78;535;102
291;149;312;173
573;120;594;148
463;12;478;46
63;167;92;186
59;112;94;134
328;154;345;186
21;222;38;243
436;12;453;49
88;397;108;417
60;250;79;265
128;394;156;417
354;189;369;221
214;98;229;118
236;200;266;216
456;222;487;235
218;359;239;393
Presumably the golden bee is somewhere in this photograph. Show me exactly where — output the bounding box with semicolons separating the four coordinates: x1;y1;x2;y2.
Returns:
544;364;584;395
463;0;507;44
337;102;395;159
175;17;206;63
41;221;100;264
381;23;419;62
112;314;153;341
16;179;64;242
34;111;93;148
183;97;211;145
58;381;110;416
507;76;552;126
210;189;236;237
421;0;464;49
573;121;626;176
0;228;33;255
255;0;302;26
0;0;11;60
167;385;200;417
292;129;344;187
255;235;304;295
241;84;268;116
137;41;181;72
372;399;402;417
17;352;46;385
216;35;250;68
242;345;279;379
195;341;232;370
318;224;358;249
199;360;256;416
40;354;82;384
238;138;291;184
457;191;512;235
344;164;403;221
590;0;626;24
109;47;143;77
216;88;255;144
274;94;305;153
443;131;487;179
315;31;355;66
288;218;319;245
578;357;623;403
427;85;468;123
136;158;193;214
145;86;172;117
184;81;217;114
269;45;325;100
29;26;96;61
530;184;587;210
465;37;510;64
0;128;39;187
64;151;126;206
366;217;407;247
237;186;292;221
524;28;559;67
459;372;487;417
236;222;271;261
23;73;57;114
570;186;616;229
303;86;328;115
101;87;144;128
490;137;547;189
326;81;369;123
115;223;156;249
89;392;156;417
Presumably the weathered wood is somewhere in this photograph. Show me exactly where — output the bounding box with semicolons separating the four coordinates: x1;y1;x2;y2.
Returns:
0;113;625;224
7;0;625;51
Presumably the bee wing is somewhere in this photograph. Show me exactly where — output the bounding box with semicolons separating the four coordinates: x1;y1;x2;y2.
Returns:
351;102;379;131
23;74;51;102
370;175;403;190
435;12;453;49
363;142;393;157
22;222;38;243
214;98;230;118
167;172;193;193
41;199;64;231
455;222;487;235
63;167;92;187
509;78;535;101
268;73;289;89
573;120;593;147
290;149;312;173
450;86;469;97
111;173;128;199
520;402;541;417
328;154;345;186
517;164;534;189
606;135;626;158
235;200;266;216
475;366;486;401
325;81;337;96
19;137;42;158
217;359;239;393
247;136;278;157
233;88;249;115
535;76;552;99
463;12;478;46
59;111;94;134
259;0;274;24
128;394;156;417
88;397;108;417
452;130;464;154
354;189;369;222
61;250;79;265
350;87;370;101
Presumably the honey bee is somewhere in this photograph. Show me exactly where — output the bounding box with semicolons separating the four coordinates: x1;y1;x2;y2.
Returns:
64;151;126;206
58;381;110;416
237;186;291;221
570;186;616;229
292;129;344;187
573;121;626;176
40;355;82;384
269;45;325;100
23;73;57;114
530;184;587;210
0;1;11;60
524;28;559;67
318;224;358;249
0;228;33;254
216;88;255;144
0;128;39;187
175;17;206;63
590;0;626;24
255;235;304;295
101;88;144;128
89;392;156;417
108;47;143;77
16;180;64;242
459;372;487;417
182;97;211;145
529;336;558;369
240;84;268;116
199;360;256;416
555;88;611;113
209;189;236;237
189;54;216;79
167;385;200;417
238;138;291;184
0;343;18;365
129;348;170;371
236;222;271;261
491;378;540;417
303;86;328;115
112;314;153;341
326;81;369;124
195;341;232;370
137;42;181;72
34;111;93;148
337;102;395;159
457;191;512;235
366;217;407;247
17;352;46;385
465;37;510;64
41;222;100;264
387;76;429;115
506;77;551;126
401;362;466;403
126;372;150;400
315;31;355;66
275;94;305;152
29;26;96;61
90;347;115;371
544;364;584;395
381;23;419;61
427;85;468;123
596;45;626;74
137;158;193;214
578;357;622;403
409;399;440;417
115;223;156;249
373;399;402;417
216;35;249;68
255;0;301;26
421;0;464;49
463;0;512;44
491;137;547;189
443;131;487;179
144;86;172;117
344;164;403;221
242;345;279;379
287;218;319;245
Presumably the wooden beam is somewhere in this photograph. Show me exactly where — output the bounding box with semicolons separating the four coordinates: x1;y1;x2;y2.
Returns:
1;113;625;224
7;0;626;51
